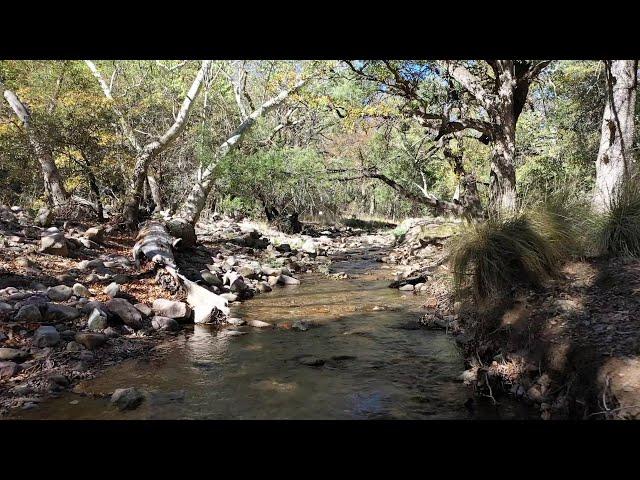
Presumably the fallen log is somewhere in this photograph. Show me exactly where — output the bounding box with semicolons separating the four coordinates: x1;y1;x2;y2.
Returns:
132;220;229;323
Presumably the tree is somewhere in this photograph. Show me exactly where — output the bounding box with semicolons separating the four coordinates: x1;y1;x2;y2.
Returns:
593;60;638;211
85;60;212;226
345;60;551;214
1;79;69;206
176;76;308;224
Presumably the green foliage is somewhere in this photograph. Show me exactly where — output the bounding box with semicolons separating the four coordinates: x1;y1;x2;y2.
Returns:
595;177;640;257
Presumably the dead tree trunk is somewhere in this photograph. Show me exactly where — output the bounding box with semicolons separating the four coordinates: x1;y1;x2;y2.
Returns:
132;221;229;323
593;60;638;212
1;82;69;206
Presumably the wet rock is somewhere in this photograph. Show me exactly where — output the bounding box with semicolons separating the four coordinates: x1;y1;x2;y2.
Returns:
220;329;247;337
152;299;191;320
292;320;311;331
227;317;246;326
105;298;142;329
47;285;73;301
256;282;272;293
298;356;325;367
33;326;60;347
134;303;152;317
247;319;273;328
75;332;107;350
72;283;91;298
278;275;300;286
44;303;81;322
49;374;69;388
267;275;280;287
87;308;108;331
0;348;29;361
14;304;42;323
399;284;414;292
151;316;180;331
111;387;145;411
103;282;120;298
0;361;20;379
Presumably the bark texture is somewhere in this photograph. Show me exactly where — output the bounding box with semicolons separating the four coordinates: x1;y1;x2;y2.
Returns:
593;60;638;211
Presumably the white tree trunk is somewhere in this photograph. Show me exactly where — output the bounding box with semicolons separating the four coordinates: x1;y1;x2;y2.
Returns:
177;78;307;224
85;60;212;225
593;60;638;212
2;83;69;206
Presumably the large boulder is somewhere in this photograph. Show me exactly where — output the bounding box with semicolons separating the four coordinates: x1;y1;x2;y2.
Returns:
105;298;142;329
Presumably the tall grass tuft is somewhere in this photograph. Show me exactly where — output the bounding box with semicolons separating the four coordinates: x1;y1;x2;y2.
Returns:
596;177;640;257
450;214;561;303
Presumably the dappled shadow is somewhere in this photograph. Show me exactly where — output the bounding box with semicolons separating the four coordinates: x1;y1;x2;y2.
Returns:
462;256;640;419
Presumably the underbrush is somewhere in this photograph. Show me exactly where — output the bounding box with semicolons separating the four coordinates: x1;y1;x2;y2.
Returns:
595;177;640;257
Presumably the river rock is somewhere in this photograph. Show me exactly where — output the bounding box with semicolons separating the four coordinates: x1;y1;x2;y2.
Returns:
87;308;108;331
14;304;42;323
0;361;20;379
47;285;73;301
0;302;13;315
278;275;300;286
77;259;105;271
134;303;152;317
103;282;120;298
105;298;142;329
66;341;83;352
44;303;81;322
75;332;107;350
151;316;180;331
33;326;60;347
301;239;317;254
247;319;273;328
152;299;191;320
72;283;91;298
227;317;246;326
292;320;311;331
111;387;145;411
35;207;53;227
399;284;415;292
267;275;280;287
40;231;68;257
83;226;105;243
298;356;325;367
200;270;222;287
0;348;29;361
256;281;272;293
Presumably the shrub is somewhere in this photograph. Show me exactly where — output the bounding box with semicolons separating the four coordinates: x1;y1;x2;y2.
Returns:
450;214;562;303
596;177;640;257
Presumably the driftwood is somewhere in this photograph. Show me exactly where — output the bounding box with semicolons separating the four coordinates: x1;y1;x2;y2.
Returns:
132;220;229;323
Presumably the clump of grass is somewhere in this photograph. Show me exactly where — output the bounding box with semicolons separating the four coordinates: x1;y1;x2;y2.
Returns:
450;214;561;303
596;177;640;257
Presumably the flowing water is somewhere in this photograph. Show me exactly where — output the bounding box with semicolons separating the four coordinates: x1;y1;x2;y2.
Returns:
12;248;532;420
